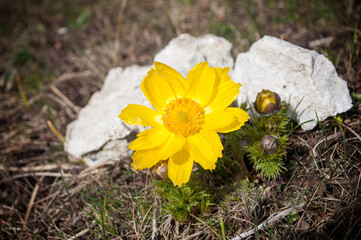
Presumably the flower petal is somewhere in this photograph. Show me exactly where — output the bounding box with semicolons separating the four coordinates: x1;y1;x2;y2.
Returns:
129;126;170;150
187;133;218;170
168;143;193;186
216;107;250;133
142;64;185;112
185;62;220;108
154;62;185;97
119;104;161;127
160;133;186;160
202;109;235;131
204;67;242;114
131;147;164;170
131;133;185;170
199;130;223;158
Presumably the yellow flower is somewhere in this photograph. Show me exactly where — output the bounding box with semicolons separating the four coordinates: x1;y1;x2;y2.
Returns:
119;62;250;186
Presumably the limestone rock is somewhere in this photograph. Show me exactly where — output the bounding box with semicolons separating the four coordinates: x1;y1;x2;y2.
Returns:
155;33;234;76
233;35;352;130
65;34;234;165
65;66;151;166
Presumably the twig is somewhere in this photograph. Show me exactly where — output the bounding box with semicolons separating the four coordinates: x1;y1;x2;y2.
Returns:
308;36;334;48
312;132;340;158
4;172;73;183
356;171;361;198
77;160;117;178
151;197;158;240
46;93;76;119
131;206;140;239
1;163;76;172
311;132;340;178
8;71;94;117
160;214;172;237
0;129;19;143
50;85;80;114
22;176;45;230
190;213;221;239
67;228;90;240
51;70;94;86
79;159;116;174
175;224;191;238
232;202;305;240
339;122;361;143
180;229;208;239
40;179;62;217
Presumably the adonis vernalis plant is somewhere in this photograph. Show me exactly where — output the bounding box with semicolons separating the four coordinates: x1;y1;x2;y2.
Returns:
240;89;291;179
119;62;249;186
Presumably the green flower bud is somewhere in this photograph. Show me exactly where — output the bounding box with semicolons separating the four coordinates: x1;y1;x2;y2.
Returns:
254;89;281;115
260;135;279;154
151;160;168;181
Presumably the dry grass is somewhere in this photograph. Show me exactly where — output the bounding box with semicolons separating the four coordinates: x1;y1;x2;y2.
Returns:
0;0;360;239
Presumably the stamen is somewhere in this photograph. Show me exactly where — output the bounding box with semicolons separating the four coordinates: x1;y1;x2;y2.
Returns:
162;98;205;137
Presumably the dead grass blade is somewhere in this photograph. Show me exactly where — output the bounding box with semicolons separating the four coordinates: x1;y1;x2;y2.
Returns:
232;202;306;240
22;175;45;230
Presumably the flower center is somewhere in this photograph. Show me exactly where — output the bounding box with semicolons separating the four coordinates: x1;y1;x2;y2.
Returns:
162;98;205;137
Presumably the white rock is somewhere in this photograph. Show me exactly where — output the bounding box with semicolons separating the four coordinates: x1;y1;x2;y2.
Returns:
155;33;234;76
65;66;151;166
233;35;352;130
65;34;234;165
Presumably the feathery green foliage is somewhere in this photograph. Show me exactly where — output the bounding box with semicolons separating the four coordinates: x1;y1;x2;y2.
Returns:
153;178;213;222
244;134;288;179
237;100;292;179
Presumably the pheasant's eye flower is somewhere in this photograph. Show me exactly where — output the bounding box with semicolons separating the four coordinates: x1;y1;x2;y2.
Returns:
254;89;281;115
119;62;249;186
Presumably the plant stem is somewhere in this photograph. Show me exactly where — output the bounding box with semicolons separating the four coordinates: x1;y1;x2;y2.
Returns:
230;142;249;178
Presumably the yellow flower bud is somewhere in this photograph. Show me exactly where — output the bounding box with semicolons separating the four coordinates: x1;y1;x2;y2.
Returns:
260;135;279;154
254;89;281;115
151;160;168;181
